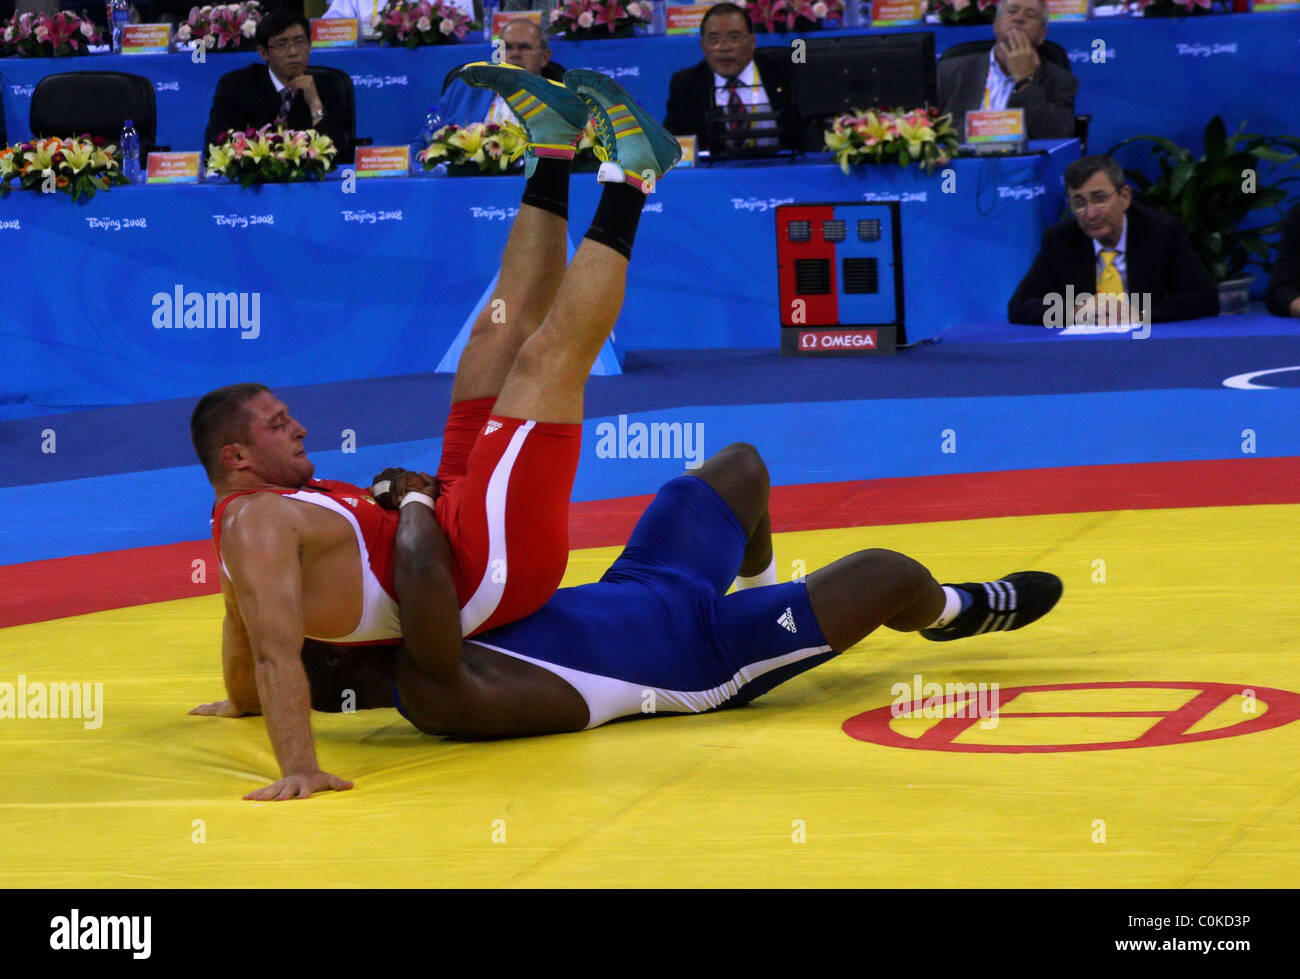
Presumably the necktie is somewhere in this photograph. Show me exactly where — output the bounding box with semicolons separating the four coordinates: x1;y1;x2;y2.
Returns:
725;77;745;133
275;87;294;128
1097;249;1123;297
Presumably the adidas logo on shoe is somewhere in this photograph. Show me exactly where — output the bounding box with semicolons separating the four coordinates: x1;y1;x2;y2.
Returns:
484;420;503;435
777;607;797;633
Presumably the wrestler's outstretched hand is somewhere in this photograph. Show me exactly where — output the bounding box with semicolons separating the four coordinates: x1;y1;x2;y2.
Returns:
244;771;354;802
369;467;438;509
189;699;254;717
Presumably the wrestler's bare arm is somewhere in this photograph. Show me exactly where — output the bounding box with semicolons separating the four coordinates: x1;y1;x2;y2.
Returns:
220;575;260;713
212;494;353;801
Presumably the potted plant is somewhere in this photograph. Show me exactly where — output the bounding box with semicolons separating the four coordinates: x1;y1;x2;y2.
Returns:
1109;117;1300;314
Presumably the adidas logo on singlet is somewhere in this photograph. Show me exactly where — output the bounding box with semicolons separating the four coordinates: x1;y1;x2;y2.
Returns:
342;497;358;508
777;607;797;633
484;420;503;435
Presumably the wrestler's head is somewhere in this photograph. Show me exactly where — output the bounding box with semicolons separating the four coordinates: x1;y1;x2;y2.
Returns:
301;641;397;711
191;383;314;490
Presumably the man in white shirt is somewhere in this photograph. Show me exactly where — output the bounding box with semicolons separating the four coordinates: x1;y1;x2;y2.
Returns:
663;2;798;154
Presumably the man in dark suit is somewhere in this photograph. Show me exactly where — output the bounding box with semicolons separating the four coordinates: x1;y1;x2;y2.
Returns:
1265;202;1300;319
1008;155;1219;326
663;2;799;154
938;0;1077;141
203;10;349;159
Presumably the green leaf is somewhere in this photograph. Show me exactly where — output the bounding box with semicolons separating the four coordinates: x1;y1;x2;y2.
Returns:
1203;116;1227;165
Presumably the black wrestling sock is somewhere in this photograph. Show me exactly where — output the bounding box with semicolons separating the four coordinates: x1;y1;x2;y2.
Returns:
583;182;646;260
520;156;571;221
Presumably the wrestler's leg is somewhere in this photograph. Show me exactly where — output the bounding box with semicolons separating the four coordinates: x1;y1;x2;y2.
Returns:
449;188;569;405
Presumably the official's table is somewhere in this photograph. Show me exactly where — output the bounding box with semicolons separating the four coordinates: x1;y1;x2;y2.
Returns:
4;140;1077;406
1;11;1296;161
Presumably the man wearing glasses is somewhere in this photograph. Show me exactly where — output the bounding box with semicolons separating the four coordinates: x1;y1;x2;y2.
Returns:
435;18;566;127
1008;155;1219;327
203;10;350;158
937;0;1077;141
663;2;798;154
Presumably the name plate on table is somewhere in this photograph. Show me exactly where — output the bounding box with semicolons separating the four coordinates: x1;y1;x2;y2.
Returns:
1045;0;1088;19
675;134;696;168
491;10;541;37
354;146;410;177
666;5;709;33
871;0;924;26
146;152;201;183
121;24;172;54
311;18;358;47
964;109;1026;154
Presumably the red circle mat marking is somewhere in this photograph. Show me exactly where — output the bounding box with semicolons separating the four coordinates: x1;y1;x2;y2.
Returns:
842;681;1300;753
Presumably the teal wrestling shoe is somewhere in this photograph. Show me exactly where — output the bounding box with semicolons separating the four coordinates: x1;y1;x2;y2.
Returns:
562;69;682;193
450;61;591;176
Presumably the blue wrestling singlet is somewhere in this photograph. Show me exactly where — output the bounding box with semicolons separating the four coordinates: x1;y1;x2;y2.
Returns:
460;475;839;728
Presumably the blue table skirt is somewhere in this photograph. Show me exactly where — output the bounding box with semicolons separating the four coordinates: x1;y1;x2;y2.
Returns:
2;141;1076;406
1;11;1297;162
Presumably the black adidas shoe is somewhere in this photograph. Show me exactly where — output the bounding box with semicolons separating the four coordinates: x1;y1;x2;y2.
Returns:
919;572;1063;642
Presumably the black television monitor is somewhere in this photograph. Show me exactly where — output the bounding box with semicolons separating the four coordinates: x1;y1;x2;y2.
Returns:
793;32;938;120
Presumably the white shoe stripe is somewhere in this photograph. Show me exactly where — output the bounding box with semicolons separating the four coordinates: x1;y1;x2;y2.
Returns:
982;581;999;611
1000;579;1018;611
459;420;536;636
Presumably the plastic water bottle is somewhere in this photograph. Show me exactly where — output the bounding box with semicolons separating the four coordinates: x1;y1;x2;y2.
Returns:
842;0;863;28
482;0;497;43
423;108;443;143
121;119;141;184
650;0;667;35
108;0;130;54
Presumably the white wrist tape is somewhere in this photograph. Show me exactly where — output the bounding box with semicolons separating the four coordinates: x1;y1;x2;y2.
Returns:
370;479;391;499
400;491;435;511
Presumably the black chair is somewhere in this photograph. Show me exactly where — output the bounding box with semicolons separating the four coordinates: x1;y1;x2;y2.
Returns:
937;39;1089;149
307;64;358;164
30;71;158;164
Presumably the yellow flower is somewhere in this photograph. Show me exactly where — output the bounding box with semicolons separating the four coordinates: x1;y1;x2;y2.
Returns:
246;133;273;162
309;132;337;162
447;126;483;155
59;140;96;174
207;142;234;172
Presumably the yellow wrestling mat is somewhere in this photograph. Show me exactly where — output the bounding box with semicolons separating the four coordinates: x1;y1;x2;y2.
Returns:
2;504;1298;888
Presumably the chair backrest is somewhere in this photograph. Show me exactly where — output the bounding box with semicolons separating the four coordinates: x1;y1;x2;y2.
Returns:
30;71;157;162
307;64;356;164
938;38;1072;73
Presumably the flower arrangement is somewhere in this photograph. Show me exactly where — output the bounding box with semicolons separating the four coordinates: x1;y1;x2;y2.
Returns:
1;11;102;57
824;107;959;175
0;136;128;201
734;0;844;32
417;122;528;174
548;0;652;40
373;0;476;46
206;126;338;186
926;0;996;26
176;2;263;52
